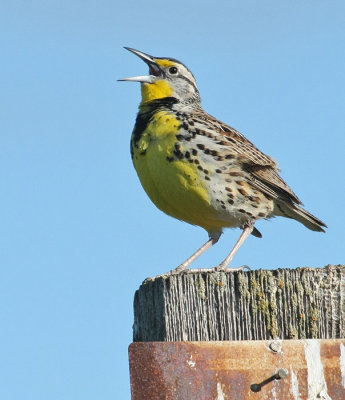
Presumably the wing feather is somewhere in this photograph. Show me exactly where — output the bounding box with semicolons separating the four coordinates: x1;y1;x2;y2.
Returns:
192;112;302;204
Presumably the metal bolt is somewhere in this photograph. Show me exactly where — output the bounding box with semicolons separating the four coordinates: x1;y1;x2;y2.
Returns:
250;368;289;392
269;340;283;353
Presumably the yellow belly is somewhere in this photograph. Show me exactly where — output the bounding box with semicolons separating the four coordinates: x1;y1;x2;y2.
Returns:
132;111;224;231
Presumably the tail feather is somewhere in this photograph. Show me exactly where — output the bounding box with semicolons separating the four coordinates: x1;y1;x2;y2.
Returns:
275;202;327;232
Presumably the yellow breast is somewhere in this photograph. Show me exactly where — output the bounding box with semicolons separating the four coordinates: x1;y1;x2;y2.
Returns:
131;110;224;231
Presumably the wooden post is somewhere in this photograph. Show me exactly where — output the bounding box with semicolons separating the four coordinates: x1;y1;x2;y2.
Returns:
129;265;345;399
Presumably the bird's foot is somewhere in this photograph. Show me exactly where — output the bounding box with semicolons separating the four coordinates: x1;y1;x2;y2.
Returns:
215;264;251;272
143;271;175;283
143;265;250;283
143;266;187;283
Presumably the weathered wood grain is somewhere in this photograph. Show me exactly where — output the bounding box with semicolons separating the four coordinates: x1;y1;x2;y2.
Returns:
133;265;345;341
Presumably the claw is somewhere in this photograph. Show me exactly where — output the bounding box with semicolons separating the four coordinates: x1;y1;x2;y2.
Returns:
215;264;251;272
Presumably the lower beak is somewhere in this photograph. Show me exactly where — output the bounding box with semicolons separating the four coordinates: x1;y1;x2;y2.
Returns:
118;75;154;83
118;47;163;83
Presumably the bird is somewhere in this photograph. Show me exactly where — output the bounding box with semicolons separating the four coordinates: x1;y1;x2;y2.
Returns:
119;47;326;274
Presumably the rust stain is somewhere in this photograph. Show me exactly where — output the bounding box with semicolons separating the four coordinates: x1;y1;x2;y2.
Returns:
129;340;345;400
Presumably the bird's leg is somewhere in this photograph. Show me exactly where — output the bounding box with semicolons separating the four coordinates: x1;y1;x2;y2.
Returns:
144;232;222;282
215;224;254;272
169;231;222;275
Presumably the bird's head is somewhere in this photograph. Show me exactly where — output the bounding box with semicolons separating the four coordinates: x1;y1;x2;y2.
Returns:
119;47;201;106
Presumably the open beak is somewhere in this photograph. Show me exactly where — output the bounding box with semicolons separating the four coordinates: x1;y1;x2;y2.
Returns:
118;47;163;83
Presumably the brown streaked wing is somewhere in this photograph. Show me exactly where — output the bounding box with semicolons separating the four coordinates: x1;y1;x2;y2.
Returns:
195;112;278;168
246;166;303;205
192;112;302;205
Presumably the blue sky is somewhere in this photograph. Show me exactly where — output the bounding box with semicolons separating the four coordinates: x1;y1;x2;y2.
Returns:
1;1;344;399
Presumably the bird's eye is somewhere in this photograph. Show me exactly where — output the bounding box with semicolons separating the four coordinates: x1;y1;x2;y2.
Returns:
169;66;178;74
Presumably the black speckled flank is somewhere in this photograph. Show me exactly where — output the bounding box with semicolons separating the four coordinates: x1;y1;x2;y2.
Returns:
167;139;203;165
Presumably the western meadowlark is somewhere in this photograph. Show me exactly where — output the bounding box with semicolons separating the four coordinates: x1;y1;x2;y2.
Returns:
120;47;326;274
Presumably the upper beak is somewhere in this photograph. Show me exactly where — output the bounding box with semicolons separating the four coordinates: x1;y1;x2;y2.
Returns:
118;47;163;83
